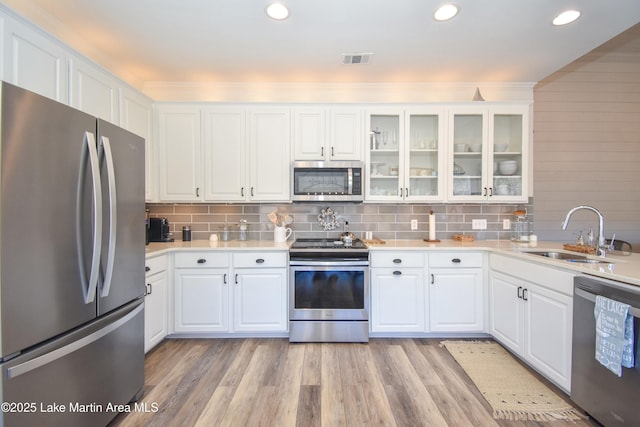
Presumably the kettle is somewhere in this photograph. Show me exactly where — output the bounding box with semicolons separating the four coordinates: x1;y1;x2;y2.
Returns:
340;221;355;245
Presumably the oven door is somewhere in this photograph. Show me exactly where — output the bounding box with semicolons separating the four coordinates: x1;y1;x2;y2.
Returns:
289;263;369;321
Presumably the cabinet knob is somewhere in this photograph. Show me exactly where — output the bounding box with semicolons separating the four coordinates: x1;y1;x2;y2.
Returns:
256;258;265;264
197;258;207;264
451;258;461;263
393;259;402;264
145;266;151;272
393;271;402;275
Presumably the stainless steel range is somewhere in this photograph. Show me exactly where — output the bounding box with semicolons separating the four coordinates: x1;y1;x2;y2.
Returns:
289;238;369;342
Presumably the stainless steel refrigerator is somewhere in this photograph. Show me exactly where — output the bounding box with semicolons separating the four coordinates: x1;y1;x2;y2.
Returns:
0;82;145;426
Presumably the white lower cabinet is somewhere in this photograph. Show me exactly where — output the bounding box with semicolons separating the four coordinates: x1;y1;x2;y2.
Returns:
428;252;484;332
489;254;574;392
233;268;288;332
144;254;168;352
370;252;426;333
173;251;288;334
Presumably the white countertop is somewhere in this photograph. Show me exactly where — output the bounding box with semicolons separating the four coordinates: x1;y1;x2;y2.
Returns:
145;239;291;256
146;238;640;287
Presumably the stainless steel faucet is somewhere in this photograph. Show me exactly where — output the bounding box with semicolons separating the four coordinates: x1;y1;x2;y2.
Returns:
561;205;610;256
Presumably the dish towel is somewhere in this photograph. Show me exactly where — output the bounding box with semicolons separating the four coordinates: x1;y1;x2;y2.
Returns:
594;295;635;377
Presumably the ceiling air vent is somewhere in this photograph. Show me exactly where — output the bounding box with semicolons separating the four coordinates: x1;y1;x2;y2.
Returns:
342;53;373;65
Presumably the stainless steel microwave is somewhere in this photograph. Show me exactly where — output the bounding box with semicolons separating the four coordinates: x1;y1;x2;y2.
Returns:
291;161;364;202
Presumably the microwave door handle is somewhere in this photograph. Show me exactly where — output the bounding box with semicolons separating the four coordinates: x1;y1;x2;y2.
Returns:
348;168;353;195
76;131;102;304
98;136;117;297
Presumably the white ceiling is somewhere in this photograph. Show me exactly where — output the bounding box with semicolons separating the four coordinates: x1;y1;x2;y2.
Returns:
3;0;640;89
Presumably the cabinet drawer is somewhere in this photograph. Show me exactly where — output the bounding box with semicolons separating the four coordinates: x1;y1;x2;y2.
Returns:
145;255;167;276
233;252;288;268
370;252;425;268
429;252;483;268
174;252;229;268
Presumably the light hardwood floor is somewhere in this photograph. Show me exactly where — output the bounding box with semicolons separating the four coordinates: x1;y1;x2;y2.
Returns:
110;338;599;427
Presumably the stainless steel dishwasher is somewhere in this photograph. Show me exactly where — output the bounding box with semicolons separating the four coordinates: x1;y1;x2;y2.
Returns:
571;275;640;426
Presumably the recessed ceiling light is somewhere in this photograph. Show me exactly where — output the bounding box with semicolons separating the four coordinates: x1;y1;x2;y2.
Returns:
266;2;289;20
433;4;459;21
552;10;581;26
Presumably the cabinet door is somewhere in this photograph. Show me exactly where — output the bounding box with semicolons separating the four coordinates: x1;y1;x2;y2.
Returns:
447;107;488;202
3;16;69;103
174;268;229;332
144;271;167;353
404;110;445;201
293;109;326;160
366;110;403;201
524;282;573;391
204;109;246;201
248;109;290;201
158;107;202;201
328;109;363;160
429;268;483;332
489;106;529;202
371;268;425;333
120;89;154;201
488;271;524;354
70;57;119;123
233;268;287;332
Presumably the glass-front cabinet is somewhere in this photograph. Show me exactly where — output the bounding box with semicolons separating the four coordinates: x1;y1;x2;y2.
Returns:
366;108;445;202
447;105;529;202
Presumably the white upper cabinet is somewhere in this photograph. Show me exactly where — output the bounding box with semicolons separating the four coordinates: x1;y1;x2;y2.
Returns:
248;109;291;201
159;105;291;203
69;57;120;124
2;15;69;103
366;108;445;202
203;108;246;201
446;105;530;202
157;105;203;201
293;108;363;161
120;89;154;201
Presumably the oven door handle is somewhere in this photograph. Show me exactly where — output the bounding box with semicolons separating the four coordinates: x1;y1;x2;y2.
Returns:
289;260;370;267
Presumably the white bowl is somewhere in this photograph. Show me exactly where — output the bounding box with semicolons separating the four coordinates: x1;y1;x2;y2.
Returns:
469;143;482;152
494;143;508;152
498;160;517;175
454;143;467;152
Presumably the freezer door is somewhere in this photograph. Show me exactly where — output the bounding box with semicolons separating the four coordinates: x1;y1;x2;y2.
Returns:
97;120;146;315
0;83;98;358
0;299;144;427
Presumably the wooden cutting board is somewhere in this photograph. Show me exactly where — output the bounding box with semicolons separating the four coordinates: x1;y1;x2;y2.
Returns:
452;234;475;242
362;238;385;245
563;244;596;254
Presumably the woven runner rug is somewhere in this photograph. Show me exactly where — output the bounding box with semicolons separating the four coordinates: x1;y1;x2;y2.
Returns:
441;340;583;422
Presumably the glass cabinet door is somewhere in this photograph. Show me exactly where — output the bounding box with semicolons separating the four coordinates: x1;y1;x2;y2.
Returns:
406;112;442;200
367;113;402;200
491;111;525;200
449;110;487;200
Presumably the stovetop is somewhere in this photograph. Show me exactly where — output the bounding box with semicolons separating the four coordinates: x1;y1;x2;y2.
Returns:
290;238;367;250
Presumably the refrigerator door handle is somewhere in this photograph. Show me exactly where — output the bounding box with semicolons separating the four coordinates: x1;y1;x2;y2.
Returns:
6;302;143;379
76;131;102;304
99;136;117;297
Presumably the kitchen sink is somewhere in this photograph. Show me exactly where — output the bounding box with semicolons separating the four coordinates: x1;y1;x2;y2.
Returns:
525;251;613;264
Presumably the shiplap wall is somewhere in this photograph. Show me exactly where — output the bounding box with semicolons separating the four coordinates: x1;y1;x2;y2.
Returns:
533;23;640;249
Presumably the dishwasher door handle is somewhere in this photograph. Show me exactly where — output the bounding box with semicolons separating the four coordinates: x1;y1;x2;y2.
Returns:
575;287;640;318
